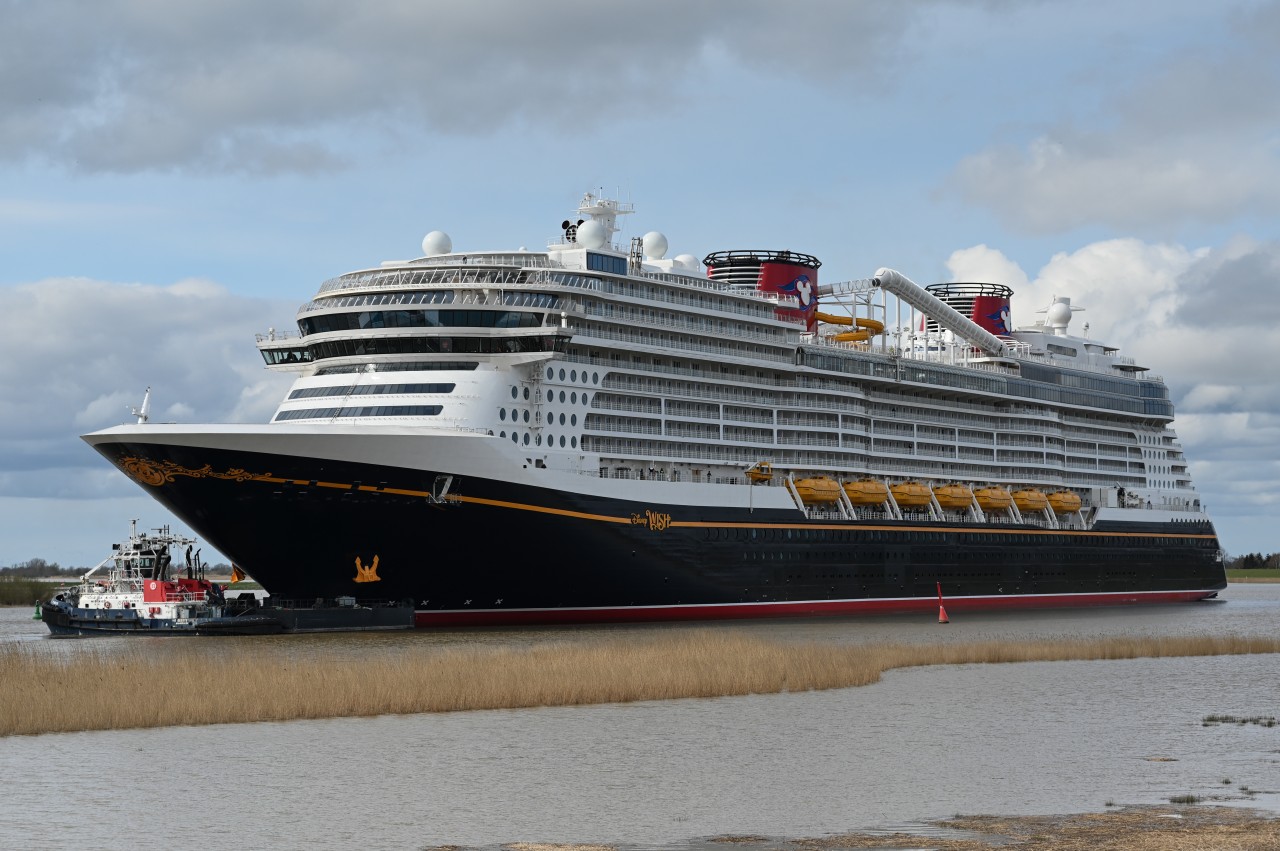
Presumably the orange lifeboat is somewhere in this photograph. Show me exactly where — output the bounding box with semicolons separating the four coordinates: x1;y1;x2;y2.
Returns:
794;477;841;505
746;462;774;483
1048;490;1082;514
891;481;932;507
974;486;1012;511
843;478;889;505
933;483;974;510
1013;488;1049;512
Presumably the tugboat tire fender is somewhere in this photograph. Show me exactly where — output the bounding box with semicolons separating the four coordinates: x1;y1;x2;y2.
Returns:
103;601;111;609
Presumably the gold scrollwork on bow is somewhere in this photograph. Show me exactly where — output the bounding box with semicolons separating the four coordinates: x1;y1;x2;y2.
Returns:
119;456;276;487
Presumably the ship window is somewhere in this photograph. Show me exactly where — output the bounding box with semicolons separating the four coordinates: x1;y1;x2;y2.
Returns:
571;392;578;404
499;409;507;421
511;386;518;399
560;436;566;447
559;369;566;381
546;368;553;380
523;433;530;445
523;410;530;423
512;433;518;443
571;437;578;448
559;413;566;425
571;370;578;382
593;372;599;384
523;387;530;400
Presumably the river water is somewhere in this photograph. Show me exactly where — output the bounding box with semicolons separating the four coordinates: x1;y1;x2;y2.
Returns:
2;586;1278;850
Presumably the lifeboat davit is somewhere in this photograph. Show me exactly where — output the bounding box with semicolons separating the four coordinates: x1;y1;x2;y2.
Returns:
843;478;889;505
794;477;841;505
933;484;974;510
974;486;1012;511
1048;490;1082;514
747;462;774;483
1013;488;1049;512
891;481;932;507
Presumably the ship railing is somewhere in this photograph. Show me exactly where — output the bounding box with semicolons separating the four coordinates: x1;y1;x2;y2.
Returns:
581;304;793;344
256;331;303;343
572;326;795;365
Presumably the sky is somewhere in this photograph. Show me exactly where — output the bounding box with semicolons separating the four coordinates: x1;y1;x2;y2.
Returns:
2;0;1279;567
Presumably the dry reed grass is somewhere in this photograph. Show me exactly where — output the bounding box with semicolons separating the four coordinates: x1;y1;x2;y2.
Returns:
781;805;1280;849
3;631;1278;737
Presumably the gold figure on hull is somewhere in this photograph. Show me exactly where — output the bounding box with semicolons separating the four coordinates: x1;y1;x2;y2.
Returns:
354;555;381;583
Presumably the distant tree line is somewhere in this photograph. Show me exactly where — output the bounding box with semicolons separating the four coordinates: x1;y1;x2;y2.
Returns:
1225;552;1280;570
1;558;83;577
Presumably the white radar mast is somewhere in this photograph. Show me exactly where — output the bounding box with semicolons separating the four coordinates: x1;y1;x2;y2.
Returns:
574;191;633;246
131;386;152;424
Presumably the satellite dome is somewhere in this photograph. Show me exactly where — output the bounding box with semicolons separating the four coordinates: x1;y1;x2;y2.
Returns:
1046;301;1074;329
642;231;669;260
575;219;608;250
421;230;452;256
674;253;699;270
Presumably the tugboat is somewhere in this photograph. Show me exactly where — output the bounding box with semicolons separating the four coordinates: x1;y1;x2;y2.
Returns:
39;521;284;636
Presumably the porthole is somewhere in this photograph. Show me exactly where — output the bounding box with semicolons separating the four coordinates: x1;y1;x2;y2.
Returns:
499;409;507;421
559;435;566;447
571;392;578;404
535;435;542;446
559;369;566;381
546;368;553;380
559;413;566;425
571;414;577;426
500;431;506;439
571;437;578;448
559;391;566;403
581;393;590;405
571;370;578;382
510;386;518;399
511;432;519;444
522;387;530;400
523;410;530;423
592;371;599;384
522;433;530;445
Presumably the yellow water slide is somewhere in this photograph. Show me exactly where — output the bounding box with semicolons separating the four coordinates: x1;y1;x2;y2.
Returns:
815;311;885;342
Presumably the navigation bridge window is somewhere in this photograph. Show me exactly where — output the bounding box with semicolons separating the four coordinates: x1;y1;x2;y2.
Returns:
299;309;547;335
261;347;312;366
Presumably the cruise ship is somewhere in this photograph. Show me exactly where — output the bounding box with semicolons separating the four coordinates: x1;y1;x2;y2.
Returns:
84;193;1225;625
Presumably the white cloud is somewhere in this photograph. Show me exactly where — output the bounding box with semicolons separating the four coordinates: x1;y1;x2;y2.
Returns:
0;0;937;175
945;244;1029;290
0;277;294;487
949;3;1280;231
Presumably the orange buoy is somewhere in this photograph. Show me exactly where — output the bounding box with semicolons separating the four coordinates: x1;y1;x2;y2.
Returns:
936;581;950;624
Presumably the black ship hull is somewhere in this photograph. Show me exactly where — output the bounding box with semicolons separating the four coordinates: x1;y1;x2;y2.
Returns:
85;434;1227;627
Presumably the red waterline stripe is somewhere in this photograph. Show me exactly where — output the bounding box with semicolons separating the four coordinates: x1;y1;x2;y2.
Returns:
414;589;1220;627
